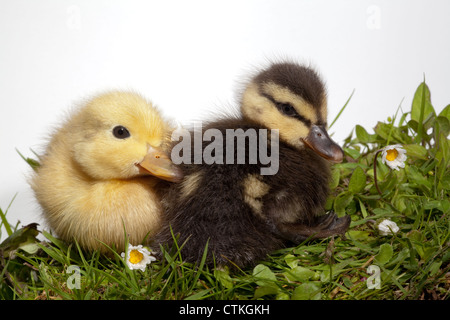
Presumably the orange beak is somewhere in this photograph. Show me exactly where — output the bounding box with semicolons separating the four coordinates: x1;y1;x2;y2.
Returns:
137;146;184;182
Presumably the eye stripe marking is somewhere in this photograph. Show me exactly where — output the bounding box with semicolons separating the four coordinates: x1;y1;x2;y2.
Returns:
260;82;321;123
259;91;312;127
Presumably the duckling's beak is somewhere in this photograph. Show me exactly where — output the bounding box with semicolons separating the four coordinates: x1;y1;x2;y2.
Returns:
302;125;344;163
137;147;184;182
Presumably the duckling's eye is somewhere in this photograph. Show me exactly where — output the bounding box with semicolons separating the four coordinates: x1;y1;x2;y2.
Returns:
112;126;130;139
277;103;297;117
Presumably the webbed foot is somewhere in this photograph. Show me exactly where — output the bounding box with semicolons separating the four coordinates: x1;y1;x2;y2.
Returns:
275;212;351;244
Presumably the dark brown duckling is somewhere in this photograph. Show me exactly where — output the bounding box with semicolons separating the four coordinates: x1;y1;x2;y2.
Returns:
153;61;350;268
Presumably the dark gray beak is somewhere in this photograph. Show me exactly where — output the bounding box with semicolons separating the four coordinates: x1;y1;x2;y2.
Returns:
302;125;344;163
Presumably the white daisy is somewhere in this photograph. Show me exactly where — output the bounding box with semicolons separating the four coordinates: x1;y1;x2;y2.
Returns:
381;144;407;171
378;219;400;236
121;244;156;272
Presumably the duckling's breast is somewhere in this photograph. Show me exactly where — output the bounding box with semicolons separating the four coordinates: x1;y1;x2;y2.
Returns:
262;143;331;226
32;146;163;253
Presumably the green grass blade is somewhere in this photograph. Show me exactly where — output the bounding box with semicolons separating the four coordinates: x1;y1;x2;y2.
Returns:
329;89;355;129
16;148;40;171
0;194;18;237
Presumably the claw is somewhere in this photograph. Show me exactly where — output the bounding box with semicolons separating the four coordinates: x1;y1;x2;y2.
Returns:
327;215;351;235
315;211;338;228
312;213;351;238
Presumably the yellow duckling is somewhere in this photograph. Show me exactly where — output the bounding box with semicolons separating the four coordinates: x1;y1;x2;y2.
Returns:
30;91;183;254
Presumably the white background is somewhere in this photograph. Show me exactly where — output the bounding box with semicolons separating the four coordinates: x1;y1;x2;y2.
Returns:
1;0;449;240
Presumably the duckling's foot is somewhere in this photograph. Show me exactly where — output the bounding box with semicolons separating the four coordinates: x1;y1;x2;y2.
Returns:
275;212;351;244
315;212;351;238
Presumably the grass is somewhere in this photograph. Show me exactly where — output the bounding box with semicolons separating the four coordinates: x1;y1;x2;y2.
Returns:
1;80;449;300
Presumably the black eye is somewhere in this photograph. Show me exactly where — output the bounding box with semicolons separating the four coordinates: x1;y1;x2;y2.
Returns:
277;103;297;117
112;126;130;139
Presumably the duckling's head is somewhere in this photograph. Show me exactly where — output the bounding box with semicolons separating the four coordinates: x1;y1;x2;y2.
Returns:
241;62;344;163
67;91;183;182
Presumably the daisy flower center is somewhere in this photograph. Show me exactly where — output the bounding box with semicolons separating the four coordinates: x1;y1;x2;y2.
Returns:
129;249;144;264
386;148;399;161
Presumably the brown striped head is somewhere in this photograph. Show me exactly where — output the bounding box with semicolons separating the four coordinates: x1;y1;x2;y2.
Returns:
241;62;344;163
